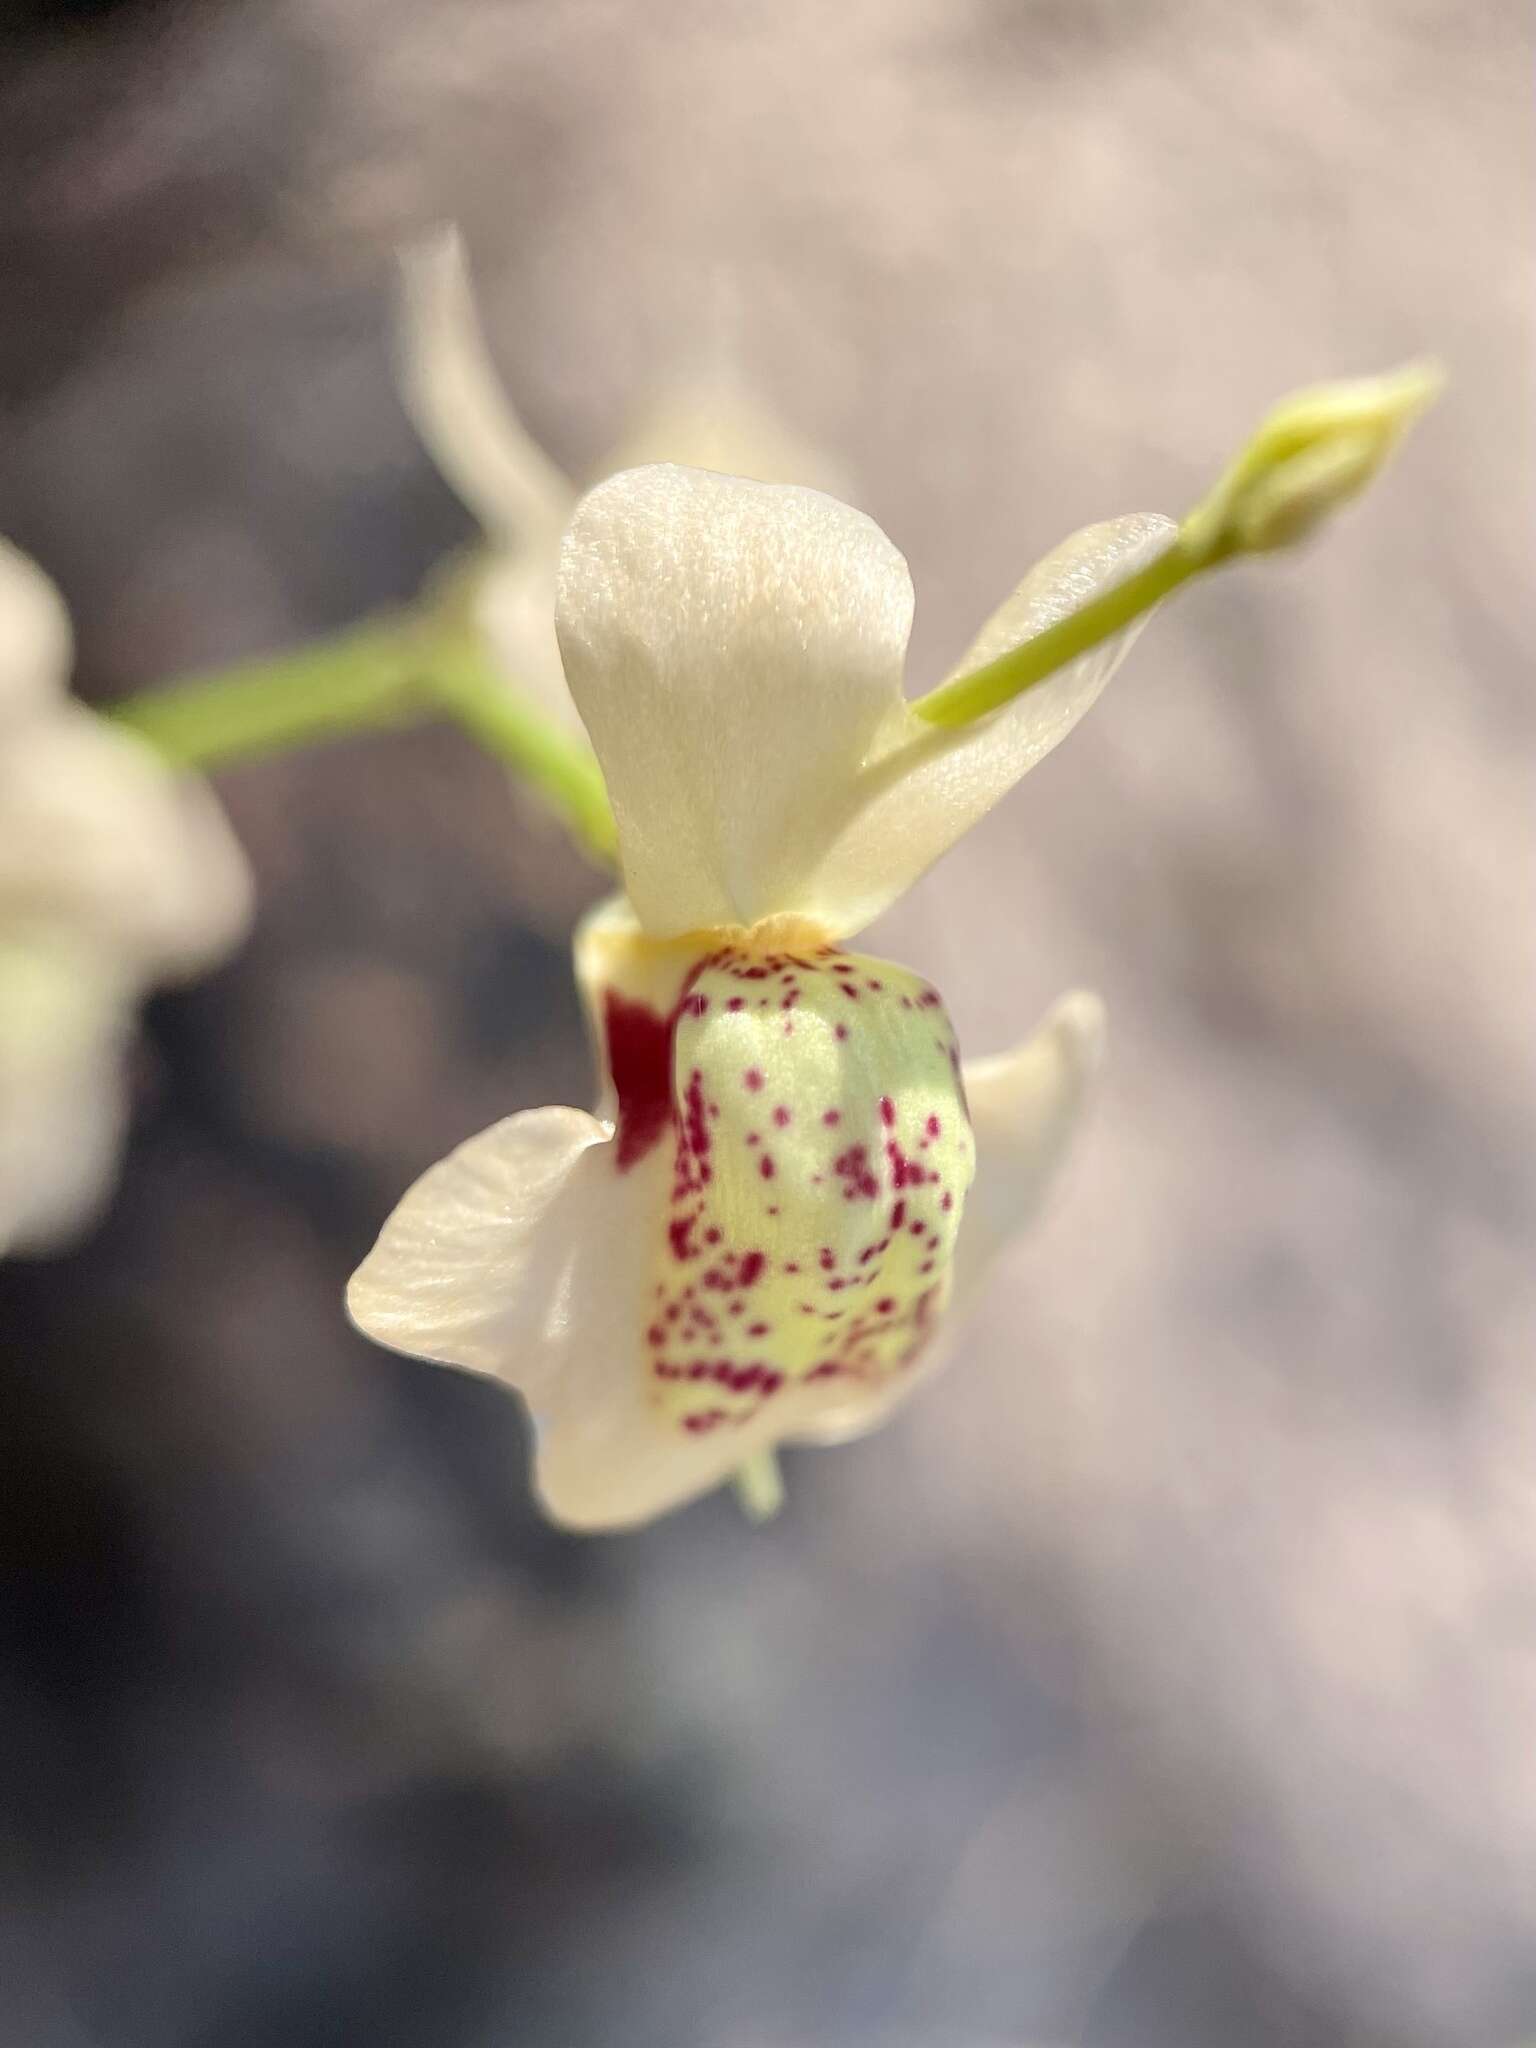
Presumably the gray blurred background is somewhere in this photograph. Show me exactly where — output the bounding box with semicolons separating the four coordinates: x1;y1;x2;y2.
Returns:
0;2;1532;2044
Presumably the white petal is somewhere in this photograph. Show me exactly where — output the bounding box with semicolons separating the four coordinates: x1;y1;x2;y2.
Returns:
950;988;1106;1312
791;990;1104;1447
0;539;71;723
397;229;575;544
555;465;914;935
0;935;130;1256
806;515;1178;934
346;1105;610;1380
0;709;252;976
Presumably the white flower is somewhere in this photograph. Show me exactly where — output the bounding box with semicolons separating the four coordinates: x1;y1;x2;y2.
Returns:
349;461;1174;1529
398;229;844;731
0;541;252;1254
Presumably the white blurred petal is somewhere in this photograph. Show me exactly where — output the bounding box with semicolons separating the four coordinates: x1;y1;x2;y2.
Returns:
397;228;575;543
0;539;70;723
0;935;131;1256
0;708;252;976
556;464;915;935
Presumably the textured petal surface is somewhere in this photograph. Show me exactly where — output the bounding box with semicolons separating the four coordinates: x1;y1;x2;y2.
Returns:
347;1104;611;1380
397;229;574;543
0;538;70;723
555;465;914;935
805;515;1178;934
0;708;252;976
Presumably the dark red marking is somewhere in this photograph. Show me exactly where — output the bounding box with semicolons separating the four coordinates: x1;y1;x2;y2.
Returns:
744;1067;764;1092
605;990;675;1171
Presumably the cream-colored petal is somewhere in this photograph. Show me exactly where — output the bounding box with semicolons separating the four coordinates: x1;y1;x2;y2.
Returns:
0;934;131;1256
949;988;1106;1312
0;539;71;723
346;1105;610;1380
397;229;575;544
0;709;251;977
555;464;914;936
791;990;1105;1447
805;515;1178;935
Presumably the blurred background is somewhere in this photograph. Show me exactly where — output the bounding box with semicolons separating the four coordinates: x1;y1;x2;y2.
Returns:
1;2;1532;2043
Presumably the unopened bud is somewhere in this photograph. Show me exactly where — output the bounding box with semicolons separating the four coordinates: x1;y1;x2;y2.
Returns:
1180;361;1443;564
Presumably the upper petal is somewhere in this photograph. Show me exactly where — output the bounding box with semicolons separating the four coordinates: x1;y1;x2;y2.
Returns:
555;464;914;935
805;515;1178;934
0;539;71;724
397;228;575;544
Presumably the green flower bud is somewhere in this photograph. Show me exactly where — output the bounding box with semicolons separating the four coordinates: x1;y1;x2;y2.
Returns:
1180;361;1443;564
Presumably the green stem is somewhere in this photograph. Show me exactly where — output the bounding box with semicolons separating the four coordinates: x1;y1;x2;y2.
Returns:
419;635;618;866
913;538;1200;730
111;613;618;868
111;618;428;767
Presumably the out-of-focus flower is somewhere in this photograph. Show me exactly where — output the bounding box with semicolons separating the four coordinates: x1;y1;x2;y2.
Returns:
397;229;842;732
0;541;252;1255
349;463;1174;1528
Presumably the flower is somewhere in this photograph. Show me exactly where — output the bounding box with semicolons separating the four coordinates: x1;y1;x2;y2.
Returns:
0;540;252;1255
349;460;1174;1529
398;229;843;732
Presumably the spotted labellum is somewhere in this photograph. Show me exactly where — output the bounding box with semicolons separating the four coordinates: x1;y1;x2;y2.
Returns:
348;462;1174;1527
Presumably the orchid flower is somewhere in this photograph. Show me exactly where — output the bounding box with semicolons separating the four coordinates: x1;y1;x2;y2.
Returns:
347;459;1174;1529
0;540;251;1254
398;229;842;736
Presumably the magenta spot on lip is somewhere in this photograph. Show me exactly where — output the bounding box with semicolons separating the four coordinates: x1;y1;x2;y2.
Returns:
738;1250;766;1287
743;1067;764;1092
925;1113;942;1138
772;1105;792;1127
822;1108;841;1126
727;996;745;1011
759;1154;776;1180
879;1096;896;1127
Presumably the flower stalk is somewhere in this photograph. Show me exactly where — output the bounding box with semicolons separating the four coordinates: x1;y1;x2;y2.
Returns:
112;611;617;866
915;359;1442;732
